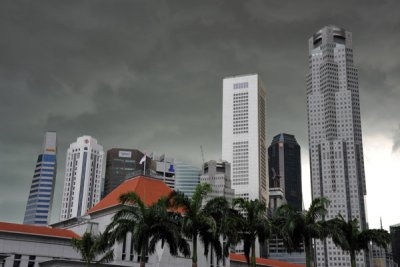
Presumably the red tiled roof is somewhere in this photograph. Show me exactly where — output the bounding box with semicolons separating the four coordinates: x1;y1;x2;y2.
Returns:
230;254;305;267
0;222;80;239
88;176;173;214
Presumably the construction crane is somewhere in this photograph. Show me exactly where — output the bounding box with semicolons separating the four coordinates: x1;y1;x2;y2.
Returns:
200;145;205;165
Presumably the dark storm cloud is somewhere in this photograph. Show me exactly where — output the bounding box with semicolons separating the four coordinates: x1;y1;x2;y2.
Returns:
0;0;399;223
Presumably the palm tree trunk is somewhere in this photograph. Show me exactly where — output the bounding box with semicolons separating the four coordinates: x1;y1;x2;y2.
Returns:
304;238;313;267
251;241;256;267
140;246;146;267
350;251;356;267
192;234;198;267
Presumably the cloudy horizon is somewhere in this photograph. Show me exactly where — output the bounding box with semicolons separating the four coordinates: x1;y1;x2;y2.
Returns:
1;0;399;230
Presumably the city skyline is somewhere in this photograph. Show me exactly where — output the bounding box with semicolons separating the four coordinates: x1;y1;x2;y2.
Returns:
0;1;399;230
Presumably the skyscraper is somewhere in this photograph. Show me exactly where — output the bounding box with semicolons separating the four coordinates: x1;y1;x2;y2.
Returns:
307;26;368;266
23;132;57;226
103;148;149;197
200;160;234;204
222;74;268;204
268;133;302;211
60;136;104;221
174;161;201;197
267;133;305;265
390;223;400;266
149;153;176;189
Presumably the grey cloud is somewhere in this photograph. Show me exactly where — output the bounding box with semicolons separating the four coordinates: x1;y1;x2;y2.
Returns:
393;125;400;152
1;0;400;223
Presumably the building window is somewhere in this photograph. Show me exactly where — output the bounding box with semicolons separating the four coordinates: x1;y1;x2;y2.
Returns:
233;82;248;89
28;256;36;267
13;255;21;267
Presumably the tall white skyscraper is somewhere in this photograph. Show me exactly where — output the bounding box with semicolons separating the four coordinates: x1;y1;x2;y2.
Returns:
222;74;268;205
307;26;368;266
23;131;57;226
60;136;104;221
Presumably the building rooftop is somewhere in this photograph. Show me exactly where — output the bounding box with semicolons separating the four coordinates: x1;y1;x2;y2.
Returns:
88;175;173;214
0;221;79;239
271;133;298;144
230;254;305;267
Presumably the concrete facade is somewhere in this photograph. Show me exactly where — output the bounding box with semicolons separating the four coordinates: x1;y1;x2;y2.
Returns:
306;25;368;266
200;160;235;204
0;226;79;267
149;153;176;189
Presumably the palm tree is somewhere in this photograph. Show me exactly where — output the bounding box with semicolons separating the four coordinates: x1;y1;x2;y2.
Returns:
168;183;219;267
329;214;391;267
233;198;270;267
71;231;114;266
272;197;330;267
106;192;190;267
202;197;242;264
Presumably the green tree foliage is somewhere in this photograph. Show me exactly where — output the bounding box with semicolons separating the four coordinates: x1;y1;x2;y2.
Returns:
233;198;270;267
169;183;219;267
273;197;330;267
106;192;190;267
71;231;114;266
329;214;391;267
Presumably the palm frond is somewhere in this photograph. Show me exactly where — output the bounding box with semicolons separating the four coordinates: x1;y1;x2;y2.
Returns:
98;250;114;263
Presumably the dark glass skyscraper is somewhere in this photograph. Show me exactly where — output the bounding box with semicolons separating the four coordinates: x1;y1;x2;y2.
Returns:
391;223;400;266
23;132;57;226
103;148;150;197
268;133;302;211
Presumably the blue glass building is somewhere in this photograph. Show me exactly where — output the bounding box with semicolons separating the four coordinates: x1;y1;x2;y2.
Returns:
23;132;57;226
174;161;201;197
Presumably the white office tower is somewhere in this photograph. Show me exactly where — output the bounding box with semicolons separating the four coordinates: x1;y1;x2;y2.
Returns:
200;160;235;204
307;26;369;267
222;74;268;205
60;136;104;221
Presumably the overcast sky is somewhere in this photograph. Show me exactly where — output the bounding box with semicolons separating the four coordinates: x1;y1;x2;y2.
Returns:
0;0;399;229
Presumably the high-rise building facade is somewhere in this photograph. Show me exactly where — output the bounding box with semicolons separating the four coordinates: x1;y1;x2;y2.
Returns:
307;25;368;266
149;153;175;189
23;132;57;226
267;133;305;265
104;148;149;197
60;136;104;221
200;160;234;203
391;223;400;266
222;74;268;204
174;161;201;197
268;133;302;211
